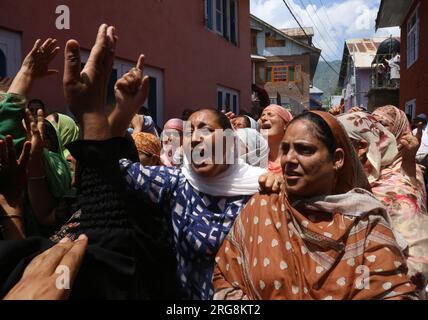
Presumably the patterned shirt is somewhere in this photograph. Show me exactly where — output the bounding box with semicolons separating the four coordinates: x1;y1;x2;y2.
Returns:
120;159;251;300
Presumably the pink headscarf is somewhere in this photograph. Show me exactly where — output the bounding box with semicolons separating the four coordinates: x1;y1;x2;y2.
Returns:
164;118;184;132
263;105;293;124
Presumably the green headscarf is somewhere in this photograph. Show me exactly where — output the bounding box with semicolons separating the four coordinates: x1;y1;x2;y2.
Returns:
0;93;27;153
43;120;72;198
54;113;80;159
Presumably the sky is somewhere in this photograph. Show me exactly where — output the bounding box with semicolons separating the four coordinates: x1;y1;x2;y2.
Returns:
250;0;400;61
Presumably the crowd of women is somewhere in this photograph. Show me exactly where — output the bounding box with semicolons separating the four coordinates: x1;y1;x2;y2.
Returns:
0;24;427;300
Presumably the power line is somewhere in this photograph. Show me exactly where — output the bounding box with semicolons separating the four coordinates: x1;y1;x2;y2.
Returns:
281;0;340;76
297;0;341;61
304;0;343;56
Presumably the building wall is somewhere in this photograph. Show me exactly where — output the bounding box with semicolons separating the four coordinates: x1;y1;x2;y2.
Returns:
0;0;251;125
252;22;311;57
356;69;371;109
400;0;428;116
263;54;311;113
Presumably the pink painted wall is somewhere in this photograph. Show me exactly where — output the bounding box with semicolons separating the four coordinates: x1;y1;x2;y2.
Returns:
0;0;251;124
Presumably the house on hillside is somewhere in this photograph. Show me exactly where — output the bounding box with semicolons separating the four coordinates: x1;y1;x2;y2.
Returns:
0;0;251;125
338;37;399;112
250;15;321;115
376;0;428;118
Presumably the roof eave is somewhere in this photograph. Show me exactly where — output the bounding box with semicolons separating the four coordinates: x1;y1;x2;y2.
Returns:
375;0;414;30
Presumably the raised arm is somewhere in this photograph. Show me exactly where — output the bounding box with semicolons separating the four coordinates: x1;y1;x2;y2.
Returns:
8;38;59;97
0;136;31;240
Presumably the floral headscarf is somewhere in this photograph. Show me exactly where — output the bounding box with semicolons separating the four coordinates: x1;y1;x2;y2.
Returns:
372;106;411;147
132;132;161;164
337;112;398;183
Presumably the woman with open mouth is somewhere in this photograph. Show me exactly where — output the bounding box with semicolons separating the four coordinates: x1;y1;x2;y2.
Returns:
258;105;293;174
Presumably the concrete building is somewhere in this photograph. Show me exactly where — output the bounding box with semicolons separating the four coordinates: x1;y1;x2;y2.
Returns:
250;15;320;115
0;0;251;125
338;37;396;111
376;0;428;118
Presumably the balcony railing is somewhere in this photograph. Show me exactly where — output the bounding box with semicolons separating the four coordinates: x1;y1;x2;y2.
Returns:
370;54;400;90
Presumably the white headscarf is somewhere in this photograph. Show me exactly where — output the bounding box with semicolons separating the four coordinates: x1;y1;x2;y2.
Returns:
181;159;266;197
181;130;266;197
235;128;269;168
245;115;259;130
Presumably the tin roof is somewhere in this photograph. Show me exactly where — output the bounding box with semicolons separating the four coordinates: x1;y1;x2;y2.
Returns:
345;38;399;68
280;27;314;38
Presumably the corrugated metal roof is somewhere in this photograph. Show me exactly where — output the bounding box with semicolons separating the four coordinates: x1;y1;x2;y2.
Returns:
345;37;399;68
280;27;314;38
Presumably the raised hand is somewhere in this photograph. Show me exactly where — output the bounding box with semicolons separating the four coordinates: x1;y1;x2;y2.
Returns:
109;55;150;137
0;136;31;206
8;39;60;97
24;108;45;158
400;122;423;159
258;172;283;194
131;114;146;134
400;122;423;181
4;235;88;300
63;24;117;140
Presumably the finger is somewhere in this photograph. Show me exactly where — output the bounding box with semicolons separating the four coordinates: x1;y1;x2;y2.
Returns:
416;122;423;142
24;109;32;134
5;135;16;166
45;39;58;54
136;76;150;106
37;109;45;138
58;235;88;283
136;54;145;71
258;174;268;192
63;40;82;87
85;24;108;71
265;174;276;191
115;78;134;96
18;141;31;171
104;26;117;71
29;39;42;54
272;179;279;193
40;38;53;51
36;239;75;275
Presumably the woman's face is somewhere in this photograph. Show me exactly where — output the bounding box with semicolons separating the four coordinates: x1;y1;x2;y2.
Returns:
281;120;341;198
233;117;249;130
372;113;392;133
258;110;286;138
185;111;229;177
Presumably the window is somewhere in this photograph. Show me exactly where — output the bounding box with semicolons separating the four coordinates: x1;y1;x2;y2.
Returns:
205;0;238;45
265;32;286;48
215;0;223;34
206;0;213;29
407;6;419;68
0;29;22;77
217;86;239;114
265;63;301;83
405;99;416;119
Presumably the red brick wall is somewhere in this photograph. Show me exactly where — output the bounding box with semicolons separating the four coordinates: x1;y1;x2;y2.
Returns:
0;0;251;124
400;0;428;116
